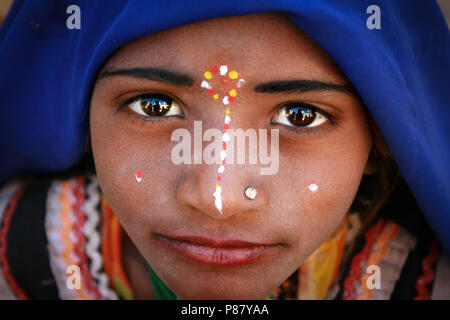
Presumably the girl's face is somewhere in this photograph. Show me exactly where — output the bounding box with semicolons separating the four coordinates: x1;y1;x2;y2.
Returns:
90;13;373;299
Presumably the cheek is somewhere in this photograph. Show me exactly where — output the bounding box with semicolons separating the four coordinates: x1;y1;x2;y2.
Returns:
275;124;371;257
89;107;178;231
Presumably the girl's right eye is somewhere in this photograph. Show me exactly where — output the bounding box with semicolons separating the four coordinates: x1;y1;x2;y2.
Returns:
124;94;184;118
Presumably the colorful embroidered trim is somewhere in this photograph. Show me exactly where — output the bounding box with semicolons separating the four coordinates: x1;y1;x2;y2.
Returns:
266;216;350;300
83;177;118;299
46;180;77;299
45;177;116;299
356;222;399;299
414;238;440;300
340;219;417;300
201;65;245;213
0;180;23;300
341;219;386;300
72;177;103;299
0;186;28;299
368;226;416;300
101;197;133;300
296;216;349;300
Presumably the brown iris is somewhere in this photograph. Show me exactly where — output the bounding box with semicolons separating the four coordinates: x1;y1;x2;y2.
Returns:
287;104;316;126
140;96;170;116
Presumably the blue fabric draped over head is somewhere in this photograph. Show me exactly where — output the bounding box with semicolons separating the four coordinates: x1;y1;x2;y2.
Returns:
0;0;449;252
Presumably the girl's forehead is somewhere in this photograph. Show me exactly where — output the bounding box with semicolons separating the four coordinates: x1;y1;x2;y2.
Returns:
101;12;349;85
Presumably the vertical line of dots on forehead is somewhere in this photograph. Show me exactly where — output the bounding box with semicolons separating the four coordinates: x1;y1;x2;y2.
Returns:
201;65;245;213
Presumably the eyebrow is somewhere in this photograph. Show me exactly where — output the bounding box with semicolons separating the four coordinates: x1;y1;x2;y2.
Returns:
97;67;194;87
97;67;357;97
254;80;358;96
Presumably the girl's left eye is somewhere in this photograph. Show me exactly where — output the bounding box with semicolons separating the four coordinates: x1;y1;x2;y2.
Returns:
125;94;184;118
271;102;329;128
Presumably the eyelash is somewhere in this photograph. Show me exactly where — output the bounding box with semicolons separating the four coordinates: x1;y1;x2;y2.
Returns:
117;93;184;126
274;121;333;137
270;102;337;137
118;93;337;135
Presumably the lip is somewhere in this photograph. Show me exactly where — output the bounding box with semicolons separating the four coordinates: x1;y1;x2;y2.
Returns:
155;233;283;266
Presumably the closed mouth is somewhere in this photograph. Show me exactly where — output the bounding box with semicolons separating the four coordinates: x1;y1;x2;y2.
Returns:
155;233;283;266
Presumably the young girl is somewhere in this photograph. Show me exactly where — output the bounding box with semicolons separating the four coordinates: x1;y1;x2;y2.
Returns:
0;1;449;300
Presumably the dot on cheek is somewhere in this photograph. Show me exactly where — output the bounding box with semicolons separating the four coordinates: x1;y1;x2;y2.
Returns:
135;171;142;182
308;181;318;192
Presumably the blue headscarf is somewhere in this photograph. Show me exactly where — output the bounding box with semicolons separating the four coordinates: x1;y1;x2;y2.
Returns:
0;0;449;252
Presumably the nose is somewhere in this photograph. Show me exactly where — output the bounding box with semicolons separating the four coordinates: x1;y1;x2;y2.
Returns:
176;161;267;220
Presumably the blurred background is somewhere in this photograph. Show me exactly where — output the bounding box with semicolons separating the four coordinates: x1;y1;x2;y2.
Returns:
0;0;449;30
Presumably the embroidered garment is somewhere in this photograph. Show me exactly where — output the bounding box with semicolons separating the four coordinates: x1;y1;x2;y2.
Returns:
0;172;447;300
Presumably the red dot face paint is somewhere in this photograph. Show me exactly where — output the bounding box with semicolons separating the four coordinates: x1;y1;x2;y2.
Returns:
135;171;142;182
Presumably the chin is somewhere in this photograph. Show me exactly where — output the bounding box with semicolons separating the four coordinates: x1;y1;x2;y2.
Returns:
177;288;267;300
170;274;275;300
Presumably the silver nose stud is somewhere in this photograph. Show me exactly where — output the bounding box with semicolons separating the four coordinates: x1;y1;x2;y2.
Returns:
244;186;257;200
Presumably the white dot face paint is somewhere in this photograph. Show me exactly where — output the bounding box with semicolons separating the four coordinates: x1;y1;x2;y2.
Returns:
219;65;228;76
308;181;318;192
135;171;142;182
200;80;211;89
213;186;222;213
200;65;245;215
